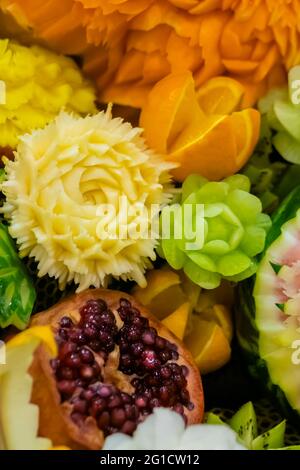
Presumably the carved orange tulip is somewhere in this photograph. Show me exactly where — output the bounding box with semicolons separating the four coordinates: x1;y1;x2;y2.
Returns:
140;72;260;181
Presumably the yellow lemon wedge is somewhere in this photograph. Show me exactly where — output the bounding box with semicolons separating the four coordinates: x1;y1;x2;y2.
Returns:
202;304;233;342
132;269;190;321
184;318;231;374
162;302;190;340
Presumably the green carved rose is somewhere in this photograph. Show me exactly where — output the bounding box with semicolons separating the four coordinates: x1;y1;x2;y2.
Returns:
159;174;271;289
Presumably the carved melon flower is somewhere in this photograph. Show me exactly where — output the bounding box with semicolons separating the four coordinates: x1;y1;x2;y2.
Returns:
1;1;298;107
159;174;271;289
1;110;174;291
79;0;295;108
103;408;246;450
0;38;96;149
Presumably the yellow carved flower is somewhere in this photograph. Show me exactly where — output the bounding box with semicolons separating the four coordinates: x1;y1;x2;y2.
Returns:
0;38;96;148
1;110;174;291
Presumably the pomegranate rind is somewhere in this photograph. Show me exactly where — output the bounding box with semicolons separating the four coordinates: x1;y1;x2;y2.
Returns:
30;289;204;449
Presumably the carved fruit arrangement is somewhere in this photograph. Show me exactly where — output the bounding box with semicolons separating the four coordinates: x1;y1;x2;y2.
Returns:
29;289;204;449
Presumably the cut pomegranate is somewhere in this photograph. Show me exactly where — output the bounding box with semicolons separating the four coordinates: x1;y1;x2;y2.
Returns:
29;289;204;449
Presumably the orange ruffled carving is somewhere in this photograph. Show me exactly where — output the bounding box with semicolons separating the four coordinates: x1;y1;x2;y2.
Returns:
1;0;298;106
80;0;292;107
0;0;87;54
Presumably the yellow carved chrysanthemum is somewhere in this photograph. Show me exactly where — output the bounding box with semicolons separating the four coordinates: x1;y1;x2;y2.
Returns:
1;110;174;291
0;38;96;148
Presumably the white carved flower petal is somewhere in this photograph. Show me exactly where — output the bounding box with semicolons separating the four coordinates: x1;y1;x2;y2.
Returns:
178;424;246;450
102;409;247;450
132;408;185;449
102;433;136;450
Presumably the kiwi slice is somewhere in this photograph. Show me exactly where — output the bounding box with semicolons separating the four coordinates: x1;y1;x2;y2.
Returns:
206;402;300;450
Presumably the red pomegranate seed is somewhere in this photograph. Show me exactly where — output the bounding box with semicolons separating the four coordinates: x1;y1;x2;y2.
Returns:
111;408;126;427
68;329;84;343
124;404;136;419
57;380;76;396
107;396;122;409
60;316;73;328
159;385;170;403
79;347;94;364
155;337;166;349
159;350;171;363
120;393;131;404
98;411;110;428
90;398;107;417
80;365;95;380
92;362;101;377
64;352;81;368
53;297;195;439
135;397;148;408
131;343;144;356
160;366;171;379
142;329;156;346
83;324;98;339
141;350;160;369
59;366;77;381
98;386;112;398
121;420;136;435
88;339;102;351
149;398;160;408
72;398;88;414
81;389;95;401
59;342;77;359
58;328;69;340
173;403;184;415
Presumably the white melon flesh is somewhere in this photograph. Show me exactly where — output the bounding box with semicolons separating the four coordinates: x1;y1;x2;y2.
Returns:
0;340;52;450
254;214;300;413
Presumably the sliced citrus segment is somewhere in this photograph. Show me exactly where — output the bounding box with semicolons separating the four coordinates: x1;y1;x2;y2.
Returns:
132;269;190;320
195;280;234;311
196;77;245;115
185;318;231;374
140;71;205;153
202;304;233;341
162;302;190;340
7;325;57;357
132;269;181;306
168;108;260;181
